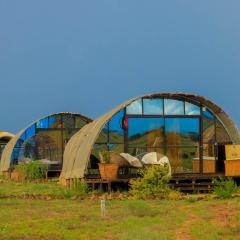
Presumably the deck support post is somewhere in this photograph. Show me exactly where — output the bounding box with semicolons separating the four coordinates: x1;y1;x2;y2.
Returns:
99;183;103;192
107;182;111;193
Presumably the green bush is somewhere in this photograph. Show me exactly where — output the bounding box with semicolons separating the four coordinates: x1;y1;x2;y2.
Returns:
213;177;238;199
61;181;89;199
73;181;89;195
15;161;48;181
129;165;171;199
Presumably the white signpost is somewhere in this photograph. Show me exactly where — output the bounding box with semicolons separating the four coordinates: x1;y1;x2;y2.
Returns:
101;199;106;218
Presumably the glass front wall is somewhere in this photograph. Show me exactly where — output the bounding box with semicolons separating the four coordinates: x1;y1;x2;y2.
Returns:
165;118;200;173
202;109;215;143
75;116;89;129
202;109;216;173
165;118;199;146
11;113;90;168
166;146;199;173
109;110;124;143
90;96;233;175
128;118;164;147
143;98;163;115
216;120;231;144
185;102;200;115
96;125;108;143
127;117;164;159
164;99;184;115
126;99;142;115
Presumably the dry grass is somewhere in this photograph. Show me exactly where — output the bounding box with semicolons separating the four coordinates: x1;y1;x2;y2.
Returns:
0;178;240;239
0;198;239;240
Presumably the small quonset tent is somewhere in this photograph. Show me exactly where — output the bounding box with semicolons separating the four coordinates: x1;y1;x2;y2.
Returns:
0;113;91;173
60;93;240;182
0;131;14;160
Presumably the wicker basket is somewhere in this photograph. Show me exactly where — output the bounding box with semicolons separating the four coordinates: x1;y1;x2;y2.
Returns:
98;163;119;180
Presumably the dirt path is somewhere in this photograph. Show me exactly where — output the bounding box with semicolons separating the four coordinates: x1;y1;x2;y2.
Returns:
175;206;198;240
175;201;240;240
207;202;239;238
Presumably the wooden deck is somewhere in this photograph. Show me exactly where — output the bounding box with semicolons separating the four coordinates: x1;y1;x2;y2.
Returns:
83;172;238;192
44;170;240;192
84;178;131;192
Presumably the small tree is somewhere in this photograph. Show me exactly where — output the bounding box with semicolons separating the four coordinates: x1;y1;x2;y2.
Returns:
129;165;171;199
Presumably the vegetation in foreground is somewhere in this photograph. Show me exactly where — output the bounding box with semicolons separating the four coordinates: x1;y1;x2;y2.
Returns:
1;163;240;201
0;197;240;240
14;160;48;180
129;165;173;199
0;177;91;199
0;163;240;239
213;177;238;199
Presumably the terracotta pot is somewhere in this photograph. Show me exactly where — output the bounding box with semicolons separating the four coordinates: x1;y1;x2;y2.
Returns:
98;163;119;180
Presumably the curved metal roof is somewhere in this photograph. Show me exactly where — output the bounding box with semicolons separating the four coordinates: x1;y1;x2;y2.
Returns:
60;92;240;180
0;131;14;141
0;112;92;172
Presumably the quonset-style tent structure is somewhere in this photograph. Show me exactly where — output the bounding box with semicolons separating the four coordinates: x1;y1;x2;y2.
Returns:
0;131;14;160
0;112;91;173
60;93;240;182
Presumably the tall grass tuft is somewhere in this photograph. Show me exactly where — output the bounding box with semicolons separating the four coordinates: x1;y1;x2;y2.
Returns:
60;181;89;199
213;177;238;199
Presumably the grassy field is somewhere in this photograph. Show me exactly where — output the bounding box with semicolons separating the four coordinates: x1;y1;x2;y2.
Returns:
0;198;240;240
0;178;240;240
0;178;67;198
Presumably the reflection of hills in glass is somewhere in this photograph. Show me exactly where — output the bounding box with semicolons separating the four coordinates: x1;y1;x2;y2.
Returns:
129;127;164;147
17;131;62;162
96;129;124;144
92;143;124;161
203;120;231;143
129;128;199;147
15;128;85;163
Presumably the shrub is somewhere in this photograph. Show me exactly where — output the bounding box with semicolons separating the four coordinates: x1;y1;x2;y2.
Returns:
15;161;48;181
129;165;171;199
61;181;89;199
72;181;89;195
213;177;238;199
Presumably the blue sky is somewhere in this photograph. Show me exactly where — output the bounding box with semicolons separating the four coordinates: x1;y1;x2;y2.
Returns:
0;1;240;133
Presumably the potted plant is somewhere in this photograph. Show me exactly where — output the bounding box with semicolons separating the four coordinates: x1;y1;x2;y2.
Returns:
98;150;119;180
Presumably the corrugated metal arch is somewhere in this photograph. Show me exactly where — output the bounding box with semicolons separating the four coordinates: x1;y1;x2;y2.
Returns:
60;92;240;180
0;112;92;172
0;131;14;141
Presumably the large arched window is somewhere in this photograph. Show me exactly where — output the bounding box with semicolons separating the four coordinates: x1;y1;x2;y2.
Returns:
11;113;91;169
91;97;231;174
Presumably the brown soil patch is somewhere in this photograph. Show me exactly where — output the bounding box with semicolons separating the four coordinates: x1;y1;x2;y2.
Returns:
207;203;240;234
175;206;198;240
175;202;240;240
